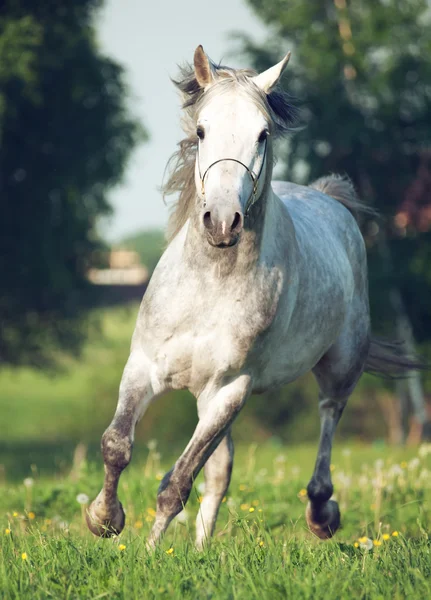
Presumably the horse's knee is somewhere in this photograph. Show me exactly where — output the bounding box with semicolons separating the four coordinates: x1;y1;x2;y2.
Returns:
101;428;132;471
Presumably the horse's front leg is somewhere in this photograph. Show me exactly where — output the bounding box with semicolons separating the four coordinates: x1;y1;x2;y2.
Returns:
87;350;156;537
195;428;233;549
305;393;347;539
148;374;251;548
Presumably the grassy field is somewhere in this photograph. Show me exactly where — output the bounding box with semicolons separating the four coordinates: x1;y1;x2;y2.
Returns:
1;442;430;599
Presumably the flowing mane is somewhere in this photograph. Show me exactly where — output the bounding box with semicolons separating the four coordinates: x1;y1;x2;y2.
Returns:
162;60;298;242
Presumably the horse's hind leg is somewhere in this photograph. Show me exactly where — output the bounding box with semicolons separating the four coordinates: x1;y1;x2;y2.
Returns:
195;428;233;549
87;350;155;537
307;322;369;538
305;392;347;538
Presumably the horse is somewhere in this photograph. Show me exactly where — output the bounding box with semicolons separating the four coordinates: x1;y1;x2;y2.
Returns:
87;46;421;547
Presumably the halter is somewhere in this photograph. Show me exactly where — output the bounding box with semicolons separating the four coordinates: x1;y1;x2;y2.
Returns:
197;137;268;217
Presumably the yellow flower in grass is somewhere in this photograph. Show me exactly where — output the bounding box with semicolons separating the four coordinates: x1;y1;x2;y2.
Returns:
134;520;143;529
147;508;156;517
298;489;307;498
249;507;255;513
259;540;265;547
240;503;250;511
392;531;399;537
400;461;408;469
166;547;174;555
373;540;382;547
21;553;28;561
118;544;126;551
13;512;18;518
5;528;11;535
353;542;359;548
198;496;203;504
155;473;163;481
382;533;390;541
239;484;247;491
222;496;227;503
28;512;35;520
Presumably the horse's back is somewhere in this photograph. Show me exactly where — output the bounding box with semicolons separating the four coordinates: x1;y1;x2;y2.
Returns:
272;180;366;267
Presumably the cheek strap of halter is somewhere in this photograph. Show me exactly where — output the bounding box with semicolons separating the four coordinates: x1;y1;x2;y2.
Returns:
197;137;268;217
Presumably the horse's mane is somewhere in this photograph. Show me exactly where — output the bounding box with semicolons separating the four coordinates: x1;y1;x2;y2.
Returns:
162;60;298;242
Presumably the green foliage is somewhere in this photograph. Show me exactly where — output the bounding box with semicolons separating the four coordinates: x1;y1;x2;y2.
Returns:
0;444;430;598
0;1;146;367
120;229;165;273
240;0;431;341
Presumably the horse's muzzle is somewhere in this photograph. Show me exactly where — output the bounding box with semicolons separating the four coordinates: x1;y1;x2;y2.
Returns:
202;209;243;248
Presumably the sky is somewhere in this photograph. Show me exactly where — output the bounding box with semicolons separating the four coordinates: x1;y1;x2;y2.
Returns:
96;0;267;241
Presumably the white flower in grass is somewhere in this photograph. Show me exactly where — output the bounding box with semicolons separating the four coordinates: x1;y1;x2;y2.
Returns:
23;478;34;488
388;464;403;478
419;468;430;482
336;472;352;488
418;444;431;458
358;537;373;551
147;439;158;451
197;482;206;494
408;458;420;471
76;493;89;505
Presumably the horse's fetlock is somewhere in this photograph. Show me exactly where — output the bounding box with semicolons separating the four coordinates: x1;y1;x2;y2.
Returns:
307;479;333;504
102;428;132;471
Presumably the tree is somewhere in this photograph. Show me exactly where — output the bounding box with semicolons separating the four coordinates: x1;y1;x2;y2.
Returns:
239;0;431;335
238;0;431;437
0;1;145;367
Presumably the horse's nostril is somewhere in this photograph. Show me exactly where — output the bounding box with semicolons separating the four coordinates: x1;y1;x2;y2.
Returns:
231;212;242;232
203;211;212;230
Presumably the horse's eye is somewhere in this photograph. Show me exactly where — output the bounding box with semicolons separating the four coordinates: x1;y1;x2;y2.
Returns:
258;129;269;144
197;126;205;140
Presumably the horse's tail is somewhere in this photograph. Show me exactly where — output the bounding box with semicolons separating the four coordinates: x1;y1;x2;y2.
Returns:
310;174;377;220
365;337;428;379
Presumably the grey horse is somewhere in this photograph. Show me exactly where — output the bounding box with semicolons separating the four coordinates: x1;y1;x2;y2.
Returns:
87;46;421;548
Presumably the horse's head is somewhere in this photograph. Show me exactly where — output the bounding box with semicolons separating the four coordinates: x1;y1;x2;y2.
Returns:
191;46;291;248
164;47;296;246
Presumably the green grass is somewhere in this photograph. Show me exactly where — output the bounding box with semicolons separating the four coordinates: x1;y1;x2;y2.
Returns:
1;443;431;599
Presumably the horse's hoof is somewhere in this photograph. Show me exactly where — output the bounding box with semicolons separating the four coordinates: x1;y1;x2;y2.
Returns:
86;501;125;538
306;499;340;539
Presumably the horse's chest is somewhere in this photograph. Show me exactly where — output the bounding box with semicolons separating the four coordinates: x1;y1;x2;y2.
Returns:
147;287;275;395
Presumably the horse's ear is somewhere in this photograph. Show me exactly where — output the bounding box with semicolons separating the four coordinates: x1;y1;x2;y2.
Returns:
252;52;291;94
194;45;215;88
